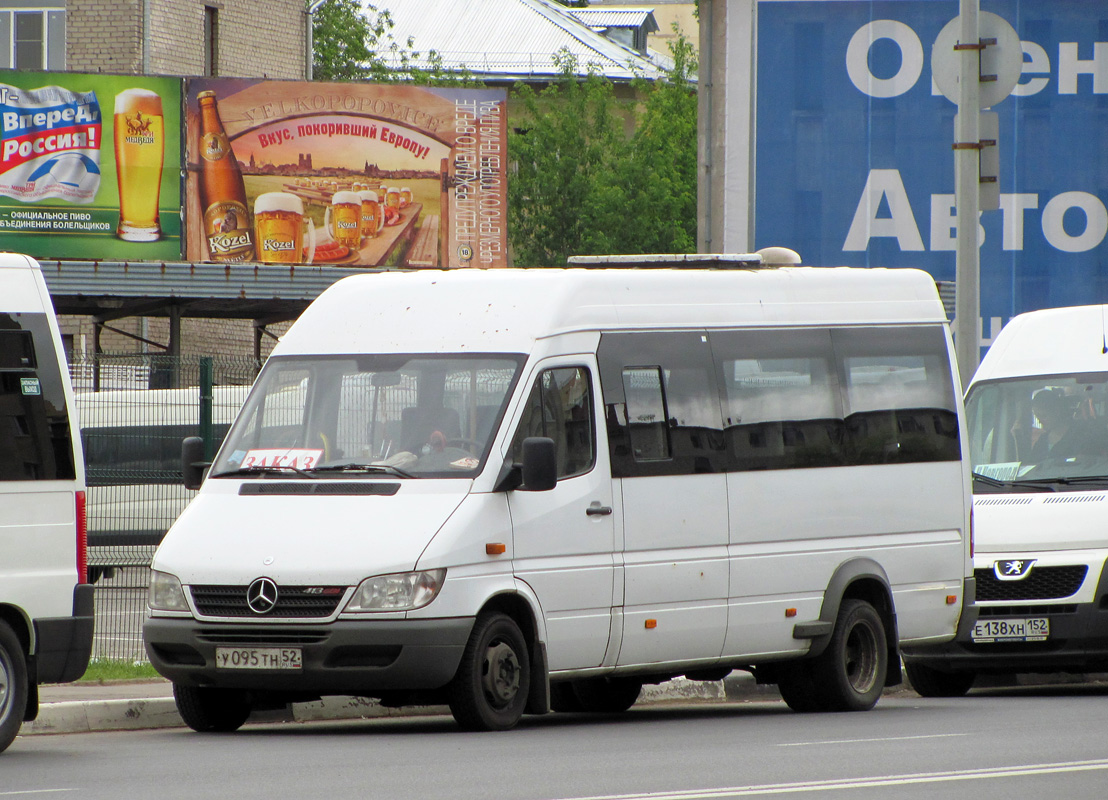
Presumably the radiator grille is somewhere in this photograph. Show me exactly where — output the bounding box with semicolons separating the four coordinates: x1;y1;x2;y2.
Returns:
190;584;346;618
974;565;1088;601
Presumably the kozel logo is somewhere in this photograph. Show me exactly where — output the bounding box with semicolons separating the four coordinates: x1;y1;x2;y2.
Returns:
995;559;1035;580
246;577;279;614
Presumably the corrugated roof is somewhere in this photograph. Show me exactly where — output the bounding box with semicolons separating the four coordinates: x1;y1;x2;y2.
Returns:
367;0;665;81
568;9;661;34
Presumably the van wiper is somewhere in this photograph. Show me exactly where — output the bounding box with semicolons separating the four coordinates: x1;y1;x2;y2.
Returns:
309;462;416;479
971;471;1055;492
1036;475;1108;487
212;464;316;480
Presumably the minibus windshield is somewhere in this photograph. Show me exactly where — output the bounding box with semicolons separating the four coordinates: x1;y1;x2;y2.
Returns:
211;354;523;479
966;374;1108;487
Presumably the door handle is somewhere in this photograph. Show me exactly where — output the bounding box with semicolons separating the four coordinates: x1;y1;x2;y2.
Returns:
586;503;613;516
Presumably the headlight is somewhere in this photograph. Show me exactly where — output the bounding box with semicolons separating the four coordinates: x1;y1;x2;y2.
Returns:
148;570;190;612
345;569;446;612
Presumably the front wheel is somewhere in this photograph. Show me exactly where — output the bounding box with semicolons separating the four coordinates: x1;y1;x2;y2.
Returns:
173;684;252;732
0;621;29;755
449;612;530;731
776;662;826;713
905;662;975;697
811;599;888;712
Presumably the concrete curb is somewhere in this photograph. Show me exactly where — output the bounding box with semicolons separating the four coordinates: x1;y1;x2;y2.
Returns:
24;677;763;736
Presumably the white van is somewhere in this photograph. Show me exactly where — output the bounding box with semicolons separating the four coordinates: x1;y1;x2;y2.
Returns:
0;254;93;754
143;261;973;732
75;386;249;573
902;304;1108;695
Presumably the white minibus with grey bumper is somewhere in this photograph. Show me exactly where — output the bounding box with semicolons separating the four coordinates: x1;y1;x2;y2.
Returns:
144;258;974;732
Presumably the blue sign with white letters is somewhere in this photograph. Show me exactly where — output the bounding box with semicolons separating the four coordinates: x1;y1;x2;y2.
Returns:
755;0;1108;342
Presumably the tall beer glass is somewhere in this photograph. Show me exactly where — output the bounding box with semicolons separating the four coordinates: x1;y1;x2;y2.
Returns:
114;88;164;242
254;192;315;265
325;190;363;248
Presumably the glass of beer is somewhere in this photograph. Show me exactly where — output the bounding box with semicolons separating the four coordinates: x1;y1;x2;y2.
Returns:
254;192;315;265
359;190;385;239
325;190;363;248
114;88;164;242
385;187;401;211
399;187;412;208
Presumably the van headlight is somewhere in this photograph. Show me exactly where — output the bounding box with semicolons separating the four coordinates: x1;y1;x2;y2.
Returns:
148;570;190;612
345;569;446;612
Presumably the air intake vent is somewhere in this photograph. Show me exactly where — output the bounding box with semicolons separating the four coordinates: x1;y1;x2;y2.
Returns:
239;482;399;496
974;565;1088;601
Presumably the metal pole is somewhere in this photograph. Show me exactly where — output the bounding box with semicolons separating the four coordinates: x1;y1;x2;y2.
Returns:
199;356;214;461
954;0;981;387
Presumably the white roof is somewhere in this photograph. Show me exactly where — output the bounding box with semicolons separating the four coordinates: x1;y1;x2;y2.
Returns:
367;0;665;80
568;8;660;34
972;305;1108;384
275;267;947;357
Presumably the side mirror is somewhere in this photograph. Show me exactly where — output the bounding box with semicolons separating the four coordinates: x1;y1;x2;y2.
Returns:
521;437;557;491
182;436;208;490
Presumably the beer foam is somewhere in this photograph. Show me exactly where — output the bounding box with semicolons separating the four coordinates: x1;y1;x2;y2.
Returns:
254;192;304;215
115;88;162;116
360;191;380;202
332;190;361;206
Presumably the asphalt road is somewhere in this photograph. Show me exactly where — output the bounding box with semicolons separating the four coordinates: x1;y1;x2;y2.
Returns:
5;683;1108;799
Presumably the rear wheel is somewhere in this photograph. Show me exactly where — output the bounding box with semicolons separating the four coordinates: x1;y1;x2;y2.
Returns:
811;599;887;712
569;677;642;713
0;622;29;754
173;684;251;732
449;612;530;731
905;662;975;697
776;662;826;712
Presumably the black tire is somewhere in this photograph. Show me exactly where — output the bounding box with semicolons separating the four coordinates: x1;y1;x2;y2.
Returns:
905;662;975;698
173;684;252;733
776;662;826;713
810;599;888;712
0;621;29;755
569;677;642;713
448;612;530;731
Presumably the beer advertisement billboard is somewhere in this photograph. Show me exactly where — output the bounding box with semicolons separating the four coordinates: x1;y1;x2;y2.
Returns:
184;79;508;268
0;70;182;260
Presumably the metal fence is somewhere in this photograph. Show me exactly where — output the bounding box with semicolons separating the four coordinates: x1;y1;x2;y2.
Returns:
69;353;260;661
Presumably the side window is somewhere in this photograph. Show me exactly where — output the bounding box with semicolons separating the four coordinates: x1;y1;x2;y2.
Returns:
622;367;670;460
833;326;961;464
712;328;843;471
510;367;595;479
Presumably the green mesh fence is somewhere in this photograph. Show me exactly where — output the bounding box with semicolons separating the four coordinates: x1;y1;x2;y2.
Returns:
68;353;260;662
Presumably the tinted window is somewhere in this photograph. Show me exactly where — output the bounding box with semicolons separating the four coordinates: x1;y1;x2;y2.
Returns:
599;331;726;477
0;312;75;481
83;423;232;486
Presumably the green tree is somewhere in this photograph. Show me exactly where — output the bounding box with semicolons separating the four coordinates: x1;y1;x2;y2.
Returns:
508;35;699;265
312;0;477;86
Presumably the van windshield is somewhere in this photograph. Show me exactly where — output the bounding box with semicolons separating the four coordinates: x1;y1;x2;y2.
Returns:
211;354;523;479
966;374;1108;488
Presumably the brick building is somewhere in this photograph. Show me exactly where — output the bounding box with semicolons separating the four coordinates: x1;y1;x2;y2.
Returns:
4;0;311;363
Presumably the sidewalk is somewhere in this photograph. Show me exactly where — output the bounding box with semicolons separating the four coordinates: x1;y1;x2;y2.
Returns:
24;674;780;736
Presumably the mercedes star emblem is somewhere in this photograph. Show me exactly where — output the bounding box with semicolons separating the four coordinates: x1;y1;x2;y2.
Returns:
246;577;279;614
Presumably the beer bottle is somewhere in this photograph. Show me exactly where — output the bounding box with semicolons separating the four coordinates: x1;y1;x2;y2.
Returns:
197;90;255;262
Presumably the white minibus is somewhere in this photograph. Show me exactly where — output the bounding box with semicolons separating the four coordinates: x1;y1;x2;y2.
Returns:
0;254;93;754
144;259;974;732
902;304;1108;694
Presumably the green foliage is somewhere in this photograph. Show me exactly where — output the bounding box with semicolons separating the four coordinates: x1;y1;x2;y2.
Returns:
312;0;479;86
508;35;699;265
79;659;162;683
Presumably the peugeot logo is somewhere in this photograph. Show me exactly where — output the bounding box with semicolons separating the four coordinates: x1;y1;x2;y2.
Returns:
246;577;279;614
994;559;1035;580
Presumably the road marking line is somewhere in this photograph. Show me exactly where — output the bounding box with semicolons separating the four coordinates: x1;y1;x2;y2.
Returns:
777;732;969;746
545;759;1108;800
0;791;79;796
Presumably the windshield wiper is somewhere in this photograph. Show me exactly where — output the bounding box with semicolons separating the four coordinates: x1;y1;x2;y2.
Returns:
971;471;1056;492
212;464;316;480
1035;475;1108;487
309;462;416;479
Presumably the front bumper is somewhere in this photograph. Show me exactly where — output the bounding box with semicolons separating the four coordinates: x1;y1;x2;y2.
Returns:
143;615;473;695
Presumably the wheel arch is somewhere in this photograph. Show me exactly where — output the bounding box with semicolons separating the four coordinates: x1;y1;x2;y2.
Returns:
806;558;900;686
477;588;550;715
0;604;31;655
